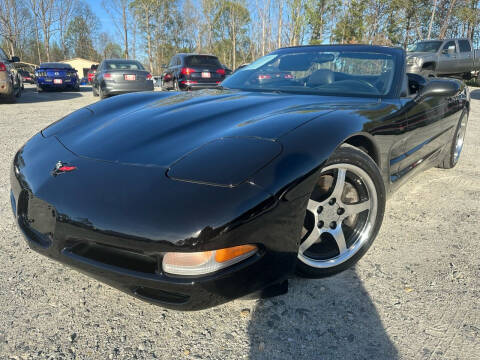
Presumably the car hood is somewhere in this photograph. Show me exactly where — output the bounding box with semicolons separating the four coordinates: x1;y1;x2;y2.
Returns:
407;52;436;59
45;89;378;167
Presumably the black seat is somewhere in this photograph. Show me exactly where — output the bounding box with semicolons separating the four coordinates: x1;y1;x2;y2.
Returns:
307;69;335;87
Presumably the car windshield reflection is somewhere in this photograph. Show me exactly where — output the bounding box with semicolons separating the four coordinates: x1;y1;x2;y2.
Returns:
222;50;395;97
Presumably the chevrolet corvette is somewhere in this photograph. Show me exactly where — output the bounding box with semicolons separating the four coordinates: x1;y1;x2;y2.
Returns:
11;45;469;310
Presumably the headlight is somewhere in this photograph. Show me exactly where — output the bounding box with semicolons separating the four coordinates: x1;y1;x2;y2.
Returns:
162;244;258;276
167;137;282;187
407;57;421;66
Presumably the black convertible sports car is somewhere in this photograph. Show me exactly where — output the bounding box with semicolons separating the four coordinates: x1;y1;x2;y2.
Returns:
11;45;469;310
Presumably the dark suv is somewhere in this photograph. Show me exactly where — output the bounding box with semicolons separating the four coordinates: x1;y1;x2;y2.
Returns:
161;54;225;91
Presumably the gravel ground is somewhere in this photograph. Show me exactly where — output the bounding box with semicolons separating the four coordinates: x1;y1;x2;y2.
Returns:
0;84;479;360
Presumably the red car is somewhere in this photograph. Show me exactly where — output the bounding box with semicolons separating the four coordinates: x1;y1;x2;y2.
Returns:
87;64;98;84
19;70;34;84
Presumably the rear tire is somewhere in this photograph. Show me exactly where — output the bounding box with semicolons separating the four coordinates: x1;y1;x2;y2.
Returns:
15;84;21;98
437;112;468;169
99;86;107;99
3;91;16;103
296;145;386;278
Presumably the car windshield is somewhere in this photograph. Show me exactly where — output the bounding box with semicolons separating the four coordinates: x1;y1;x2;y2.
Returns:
106;61;144;70
222;50;395;97
185;55;221;68
408;41;443;53
39;63;72;69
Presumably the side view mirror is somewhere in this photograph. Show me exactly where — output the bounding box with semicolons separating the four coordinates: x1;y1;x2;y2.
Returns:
416;79;460;100
10;56;20;63
442;46;455;55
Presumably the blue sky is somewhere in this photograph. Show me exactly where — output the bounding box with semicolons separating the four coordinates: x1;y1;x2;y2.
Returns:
85;0;116;37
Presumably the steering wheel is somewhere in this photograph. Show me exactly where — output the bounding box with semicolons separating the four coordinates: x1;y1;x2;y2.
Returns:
356;80;377;91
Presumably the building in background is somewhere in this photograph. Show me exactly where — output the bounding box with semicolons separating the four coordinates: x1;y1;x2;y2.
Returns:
59;58;97;78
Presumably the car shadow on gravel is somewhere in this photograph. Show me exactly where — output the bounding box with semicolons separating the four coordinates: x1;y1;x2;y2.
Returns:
247;267;398;359
470;89;480;100
12;86;92;104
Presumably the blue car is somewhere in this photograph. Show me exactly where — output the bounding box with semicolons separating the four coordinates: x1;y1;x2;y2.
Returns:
35;62;80;92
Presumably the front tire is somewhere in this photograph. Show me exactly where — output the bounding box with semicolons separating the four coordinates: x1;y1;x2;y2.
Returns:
421;69;436;78
296;145;386;278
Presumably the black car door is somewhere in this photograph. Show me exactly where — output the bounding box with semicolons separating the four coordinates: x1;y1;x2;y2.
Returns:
395;75;461;182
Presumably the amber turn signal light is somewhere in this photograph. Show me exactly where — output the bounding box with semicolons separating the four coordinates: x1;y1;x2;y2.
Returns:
162;245;258;276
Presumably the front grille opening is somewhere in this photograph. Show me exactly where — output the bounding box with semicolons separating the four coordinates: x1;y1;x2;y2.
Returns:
70;242;158;274
134;286;189;304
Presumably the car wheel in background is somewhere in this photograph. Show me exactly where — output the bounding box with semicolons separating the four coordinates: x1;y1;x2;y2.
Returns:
3;90;17;103
296;145;386;278
99;86;107;99
421;69;436;78
92;85;98;97
438;112;469;169
15;83;21;98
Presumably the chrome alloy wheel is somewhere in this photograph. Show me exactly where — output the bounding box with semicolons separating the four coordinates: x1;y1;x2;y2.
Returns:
298;163;378;268
453;115;468;164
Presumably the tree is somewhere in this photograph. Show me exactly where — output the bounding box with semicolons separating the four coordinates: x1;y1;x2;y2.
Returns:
65;4;100;60
56;0;76;59
333;0;367;43
0;0;31;57
102;0;131;59
286;0;308;46
37;0;56;61
306;0;331;44
131;0;155;71
214;0;250;68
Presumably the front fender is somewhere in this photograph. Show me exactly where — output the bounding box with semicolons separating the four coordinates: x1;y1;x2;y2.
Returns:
252;111;366;200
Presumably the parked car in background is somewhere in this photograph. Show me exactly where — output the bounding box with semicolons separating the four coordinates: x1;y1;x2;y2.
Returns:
18;70;34;84
35;63;79;92
161;53;225;91
152;75;162;87
0;48;22;102
87;64;98;84
407;38;480;79
92;59;154;99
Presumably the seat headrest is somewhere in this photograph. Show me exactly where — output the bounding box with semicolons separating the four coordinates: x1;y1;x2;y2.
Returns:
307;69;334;87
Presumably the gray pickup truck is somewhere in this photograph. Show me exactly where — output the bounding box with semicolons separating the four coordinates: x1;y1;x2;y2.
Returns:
406;38;480;79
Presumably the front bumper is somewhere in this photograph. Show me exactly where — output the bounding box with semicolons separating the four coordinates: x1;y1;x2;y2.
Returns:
37;78;78;88
104;81;154;96
406;64;422;74
11;134;302;310
180;82;220;91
